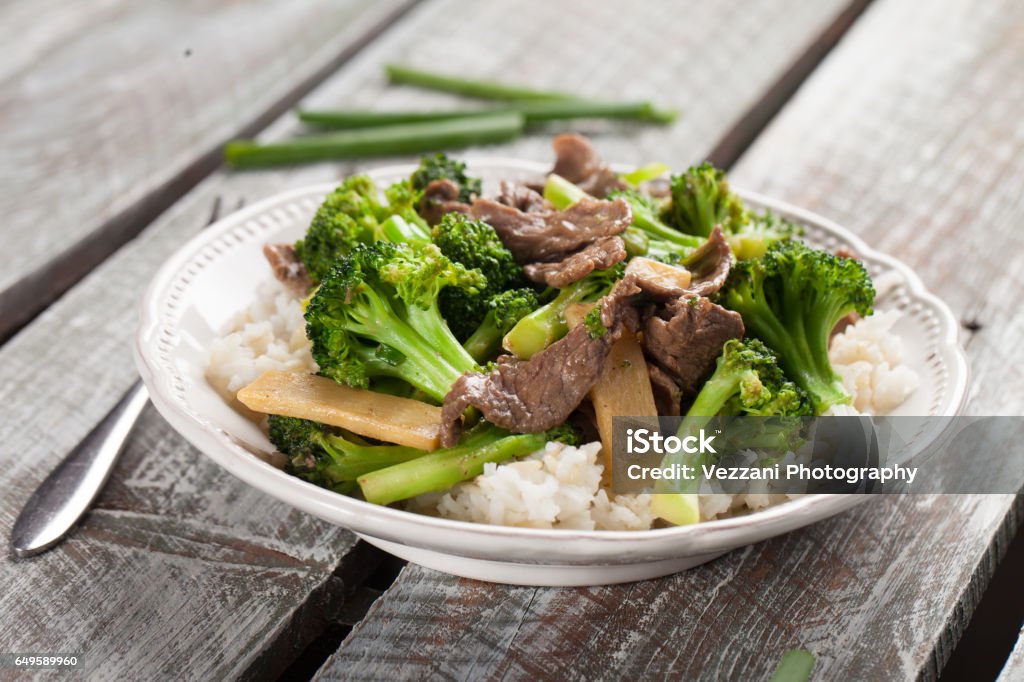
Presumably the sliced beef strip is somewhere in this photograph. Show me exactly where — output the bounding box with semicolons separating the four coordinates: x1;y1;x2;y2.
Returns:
522;236;627;287
681;225;733;297
419;179;471;225
470;196;632;264
263;243;312;296
496;181;551;213
551;133;627;198
439;275;641;446
648;363;683;417
642;296;745;397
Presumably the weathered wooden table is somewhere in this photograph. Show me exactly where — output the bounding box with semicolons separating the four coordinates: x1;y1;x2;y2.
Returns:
2;0;1021;679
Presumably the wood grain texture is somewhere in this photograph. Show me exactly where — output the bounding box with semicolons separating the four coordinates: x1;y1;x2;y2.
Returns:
0;0;413;339
317;0;1024;679
0;243;368;679
998;627;1024;682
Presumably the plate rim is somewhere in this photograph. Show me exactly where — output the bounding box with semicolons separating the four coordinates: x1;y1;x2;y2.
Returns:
134;158;971;550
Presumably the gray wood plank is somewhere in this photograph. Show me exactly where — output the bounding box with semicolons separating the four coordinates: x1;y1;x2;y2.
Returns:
998;627;1024;682
0;210;371;679
316;0;1024;679
0;0;414;340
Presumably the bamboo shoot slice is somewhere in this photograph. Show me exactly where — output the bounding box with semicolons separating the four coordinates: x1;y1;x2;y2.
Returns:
237;370;442;450
565;305;658;483
625;257;692;294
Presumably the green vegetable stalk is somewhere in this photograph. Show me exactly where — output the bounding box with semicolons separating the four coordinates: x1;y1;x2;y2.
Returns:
358;423;580;505
225;113;524;168
299;99;675;128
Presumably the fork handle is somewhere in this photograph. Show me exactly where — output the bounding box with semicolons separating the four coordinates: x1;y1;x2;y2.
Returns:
10;379;149;558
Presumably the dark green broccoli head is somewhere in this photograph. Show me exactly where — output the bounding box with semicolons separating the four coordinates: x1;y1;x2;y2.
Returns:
546;423;584;447
488;288;540;333
269;414;427;493
667;162;749;238
294;175;433;284
719;240;875;413
410;153;482;203
432;212;525;339
268;415;345;490
431;213;522;284
304;241;482;401
715;339;811;417
269;415;325;464
461;288;540;363
295;175;383;283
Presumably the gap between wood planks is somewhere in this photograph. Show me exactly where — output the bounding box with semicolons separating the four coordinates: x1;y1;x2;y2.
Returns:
0;0;423;348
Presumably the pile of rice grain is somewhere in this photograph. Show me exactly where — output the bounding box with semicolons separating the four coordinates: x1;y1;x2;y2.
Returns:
406;442;655;531
829;310;919;414
206;280;315;400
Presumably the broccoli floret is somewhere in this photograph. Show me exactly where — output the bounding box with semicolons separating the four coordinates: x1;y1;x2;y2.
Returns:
652;339;810;525
463;288;540;362
295;176;381;283
503;263;624;359
304;241;485;402
431;212;525;339
357;421;583;505
686;339;811;421
728;209;803;261
718;240;875;414
410;152;482;203
269;415;427;493
294;175;431;283
666;162;749;238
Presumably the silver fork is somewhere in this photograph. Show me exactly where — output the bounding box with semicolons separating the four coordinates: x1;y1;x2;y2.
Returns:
9;379;148;557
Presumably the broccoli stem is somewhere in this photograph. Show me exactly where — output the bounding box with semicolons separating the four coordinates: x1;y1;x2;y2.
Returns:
789;366;849;415
544;173;589;209
300;100;675;128
321;440;428;482
342;290;466;401
377;215;430;243
621;162;670;186
358;427;547;505
224;113;524;168
352;325;462;402
462;311;503;362
622;228;650;257
502;284;591;359
403;303;479;378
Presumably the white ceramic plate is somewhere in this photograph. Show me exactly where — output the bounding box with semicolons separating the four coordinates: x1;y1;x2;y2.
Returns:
134;160;969;586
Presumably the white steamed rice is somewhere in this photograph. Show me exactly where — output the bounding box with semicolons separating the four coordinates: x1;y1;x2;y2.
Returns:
207;283;920;530
206;280;316;400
